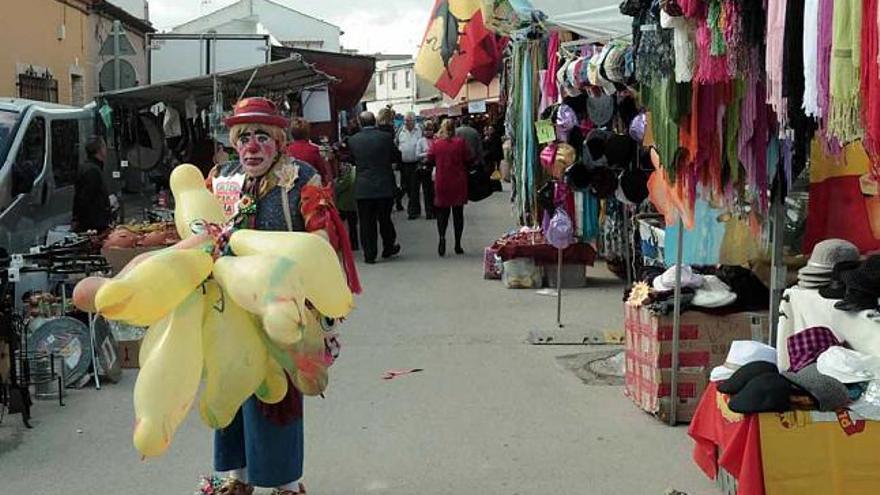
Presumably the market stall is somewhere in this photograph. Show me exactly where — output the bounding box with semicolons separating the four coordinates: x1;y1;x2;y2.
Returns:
613;0;880;493
465;0;880;493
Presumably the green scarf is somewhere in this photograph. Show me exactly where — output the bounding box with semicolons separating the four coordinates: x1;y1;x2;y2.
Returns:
828;0;864;144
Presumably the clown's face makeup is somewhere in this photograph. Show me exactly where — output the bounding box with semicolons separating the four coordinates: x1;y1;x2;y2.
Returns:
235;130;279;177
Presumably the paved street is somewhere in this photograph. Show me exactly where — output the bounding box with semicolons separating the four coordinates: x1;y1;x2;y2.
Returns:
0;190;716;495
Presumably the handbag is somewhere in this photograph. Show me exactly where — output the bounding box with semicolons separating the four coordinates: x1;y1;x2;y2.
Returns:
468;167;493;202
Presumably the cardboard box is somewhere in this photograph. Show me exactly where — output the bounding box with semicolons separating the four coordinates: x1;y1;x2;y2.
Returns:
117;339;142;369
624;304;769;423
101;246;164;275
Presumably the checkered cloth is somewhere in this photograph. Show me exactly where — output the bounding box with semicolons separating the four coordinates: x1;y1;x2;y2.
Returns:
788;326;841;372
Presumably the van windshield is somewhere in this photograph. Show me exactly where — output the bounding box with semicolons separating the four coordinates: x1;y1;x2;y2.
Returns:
0;109;22;166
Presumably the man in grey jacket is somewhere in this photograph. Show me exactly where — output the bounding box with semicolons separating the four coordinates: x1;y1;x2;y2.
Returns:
347;111;401;264
456;117;485;171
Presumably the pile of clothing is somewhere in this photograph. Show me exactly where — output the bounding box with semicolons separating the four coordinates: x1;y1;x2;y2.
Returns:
627;264;769;315
798;239;880;313
711;331;880;418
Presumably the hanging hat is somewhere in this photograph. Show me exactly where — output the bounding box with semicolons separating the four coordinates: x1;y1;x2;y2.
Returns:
782;363;851;412
587;166;619;198
584;128;612;167
819;260;862;300
817;346;880;384
787;326;842;373
717;360;779;394
555;104;578;142
587;94;615;127
728;372;797;414
711;340;778;383
540;143;558;173
618;168;650;205
629;112;648;142
797;239;860;288
603;44;629;84
554;143;577;177
225;97;289;129
604;134;636;169
565;161;591;190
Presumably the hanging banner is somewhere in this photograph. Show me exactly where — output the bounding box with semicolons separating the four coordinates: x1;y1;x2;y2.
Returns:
415;0;506;97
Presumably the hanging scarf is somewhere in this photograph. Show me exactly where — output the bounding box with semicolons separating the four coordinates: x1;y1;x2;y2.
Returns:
765;0;788;130
802;0;821;117
540;32;561;113
694;9;729;83
861;0;880;158
827;0;864;144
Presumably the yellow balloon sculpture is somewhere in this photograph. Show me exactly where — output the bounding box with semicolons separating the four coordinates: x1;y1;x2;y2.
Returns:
200;281;268;429
73;162;354;457
212;255;308;347
95;248;213;327
229;230;355;318
133;291;205;457
171;164;226;239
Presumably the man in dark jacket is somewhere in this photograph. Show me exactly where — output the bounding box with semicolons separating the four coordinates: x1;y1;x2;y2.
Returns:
72;136;113;233
347;112;400;264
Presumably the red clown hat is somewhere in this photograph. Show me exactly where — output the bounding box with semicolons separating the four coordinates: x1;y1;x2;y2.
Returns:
224;97;290;129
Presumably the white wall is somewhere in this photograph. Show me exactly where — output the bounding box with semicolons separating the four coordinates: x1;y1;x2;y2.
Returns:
368;60;417;112
254;0;340;52
172;0;341;52
109;0;149;21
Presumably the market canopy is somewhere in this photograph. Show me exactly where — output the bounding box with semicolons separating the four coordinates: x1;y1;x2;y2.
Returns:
98;55;334;109
271;46;375;110
531;0;632;40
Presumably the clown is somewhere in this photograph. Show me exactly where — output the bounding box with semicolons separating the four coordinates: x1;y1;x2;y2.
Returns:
204;97;358;495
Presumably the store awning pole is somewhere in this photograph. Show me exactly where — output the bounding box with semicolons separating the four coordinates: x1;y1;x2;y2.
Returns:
669;218;685;426
769;193;786;346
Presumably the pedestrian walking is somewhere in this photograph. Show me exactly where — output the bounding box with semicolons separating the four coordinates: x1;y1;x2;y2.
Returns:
377;107;405;211
429;119;473;257
415;120;437;220
396;112;424;219
335;161;359;251
455;116;485;172
286;117;332;185
348;111;401;264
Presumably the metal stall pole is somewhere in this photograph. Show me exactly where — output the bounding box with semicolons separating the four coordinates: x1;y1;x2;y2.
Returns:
556;248;564;328
623;205;633;286
768;194;786;347
668;219;685;426
88;313;101;390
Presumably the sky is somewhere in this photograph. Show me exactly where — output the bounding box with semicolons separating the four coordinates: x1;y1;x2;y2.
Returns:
148;0;434;55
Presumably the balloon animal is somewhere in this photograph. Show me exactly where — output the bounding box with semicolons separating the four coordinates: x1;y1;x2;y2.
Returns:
73;163;354;457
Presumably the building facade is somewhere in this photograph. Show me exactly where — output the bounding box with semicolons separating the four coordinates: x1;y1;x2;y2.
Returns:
362;56;441;115
172;0;342;53
0;0;152;106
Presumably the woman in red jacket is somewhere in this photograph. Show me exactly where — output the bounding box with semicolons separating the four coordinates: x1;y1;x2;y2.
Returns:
286;117;332;184
428;118;473;256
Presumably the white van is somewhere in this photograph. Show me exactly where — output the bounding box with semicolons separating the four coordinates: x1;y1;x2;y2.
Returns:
0;98;96;253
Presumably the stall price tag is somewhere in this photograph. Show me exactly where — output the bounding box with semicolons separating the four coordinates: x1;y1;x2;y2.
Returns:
120;160;129;168
112;171;122;179
535;120;556;144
